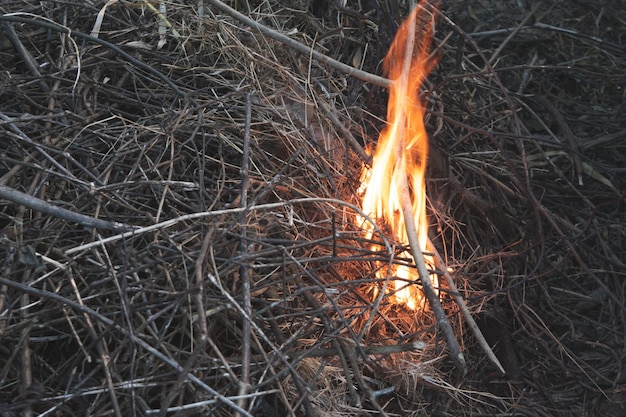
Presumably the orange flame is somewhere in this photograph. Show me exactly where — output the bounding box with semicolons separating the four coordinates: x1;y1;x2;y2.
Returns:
360;3;438;310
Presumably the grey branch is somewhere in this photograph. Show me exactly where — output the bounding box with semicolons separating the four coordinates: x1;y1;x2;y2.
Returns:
0;185;134;232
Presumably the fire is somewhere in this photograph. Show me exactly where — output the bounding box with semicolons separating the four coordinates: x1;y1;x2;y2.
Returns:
360;2;438;310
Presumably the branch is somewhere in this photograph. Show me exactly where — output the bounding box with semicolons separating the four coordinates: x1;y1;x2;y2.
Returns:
64;197;393;255
0;185;134;232
0;276;253;417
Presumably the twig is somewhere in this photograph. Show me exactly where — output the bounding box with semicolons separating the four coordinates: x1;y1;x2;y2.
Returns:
154;219;210;417
64;197;393;255
204;0;391;88
303;340;425;358
580;128;626;151
429;239;505;375
400;179;466;373
236;92;253;416
469;22;625;54
533;22;625;55
0;111;93;187
486;3;540;67
204;251;320;417
1;21;50;93
0;185;134;232
19;274;33;417
83;246;124;417
315;98;372;164
0;276;254;417
534;95;583;185
0;14;186;98
145;391;280;415
394;2;466;374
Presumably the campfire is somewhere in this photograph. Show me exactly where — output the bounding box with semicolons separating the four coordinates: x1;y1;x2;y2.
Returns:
1;1;623;416
359;2;438;311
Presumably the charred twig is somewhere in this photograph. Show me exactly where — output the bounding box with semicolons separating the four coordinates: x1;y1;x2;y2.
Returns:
534;94;583;185
1;21;50;93
533;22;625;55
64;197;392;254
302;340;425;358
0;185;134;232
401;182;466;373
315;98;372;165
0;14;186;98
19;275;33;417
485;3;540;67
204;252;320;417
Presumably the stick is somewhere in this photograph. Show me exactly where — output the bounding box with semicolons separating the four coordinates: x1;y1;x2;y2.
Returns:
64;197;393;255
429;239;505;375
315;98;372;165
0;185;134;232
236;92;253;416
205;0;390;88
1;21;50;93
399;177;466;373
0;15;185;98
395;2;466;374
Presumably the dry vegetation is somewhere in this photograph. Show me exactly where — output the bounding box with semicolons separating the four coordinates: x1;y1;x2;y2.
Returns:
0;0;624;416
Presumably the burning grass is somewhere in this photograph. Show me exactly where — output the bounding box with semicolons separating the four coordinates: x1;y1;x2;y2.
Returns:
1;1;625;416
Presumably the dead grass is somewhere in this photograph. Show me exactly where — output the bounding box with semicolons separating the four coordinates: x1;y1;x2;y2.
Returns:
0;1;624;416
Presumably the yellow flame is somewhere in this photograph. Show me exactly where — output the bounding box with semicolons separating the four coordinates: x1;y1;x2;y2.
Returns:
360;3;438;310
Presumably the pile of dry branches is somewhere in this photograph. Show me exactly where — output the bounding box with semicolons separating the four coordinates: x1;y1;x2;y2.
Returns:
0;1;624;416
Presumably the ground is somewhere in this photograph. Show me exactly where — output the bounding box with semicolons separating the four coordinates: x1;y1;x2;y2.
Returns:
0;1;624;416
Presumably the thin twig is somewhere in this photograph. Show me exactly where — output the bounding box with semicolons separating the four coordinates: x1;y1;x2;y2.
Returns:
1;21;50;93
400;181;466;373
65;277;119;417
429;239;505;375
315;98;372;164
486;3;540;67
0;276;254;417
0;14;186;98
19;273;33;417
236;92;253;416
204;0;390;88
205;250;320;417
533;22;625;54
394;2;466;373
155;221;210;416
64;197;393;255
305;341;425;357
534;94;583;185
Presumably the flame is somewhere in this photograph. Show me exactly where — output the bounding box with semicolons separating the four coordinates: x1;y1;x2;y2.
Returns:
360;2;438;310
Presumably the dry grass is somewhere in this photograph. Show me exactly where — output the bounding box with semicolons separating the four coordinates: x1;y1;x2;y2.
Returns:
0;1;624;416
